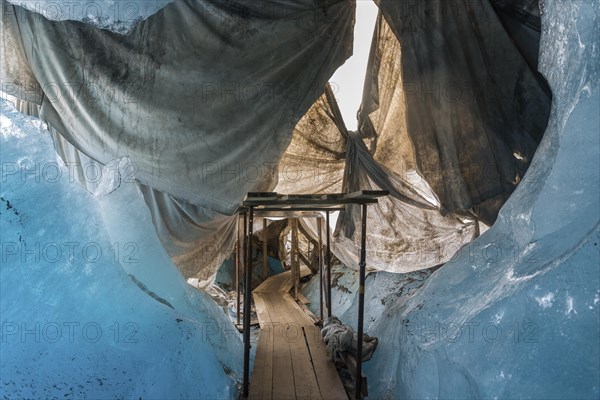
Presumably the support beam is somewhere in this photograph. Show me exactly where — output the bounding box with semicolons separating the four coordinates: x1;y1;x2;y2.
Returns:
235;218;241;326
326;211;332;318
240;212;248;326
290;218;300;299
317;217;323;322
355;204;368;399
243;207;254;397
263;218;268;279
298;252;312;271
296;222;319;274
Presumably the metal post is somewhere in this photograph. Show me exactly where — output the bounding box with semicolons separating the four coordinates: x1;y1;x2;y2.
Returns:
263;218;268;279
243;207;254;397
317;217;323;322
291;218;299;299
239;212;247;326
326;211;332;318
355;204;368;399
235;216;241;326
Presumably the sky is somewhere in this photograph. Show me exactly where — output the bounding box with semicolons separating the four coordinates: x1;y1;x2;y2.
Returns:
330;1;379;131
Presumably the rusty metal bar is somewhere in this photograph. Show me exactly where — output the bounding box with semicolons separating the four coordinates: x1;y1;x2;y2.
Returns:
317;217;323;322
243;206;254;397
355;203;368;399
263;218;268;279
291;218;300;299
235;215;241;326
326;211;332;318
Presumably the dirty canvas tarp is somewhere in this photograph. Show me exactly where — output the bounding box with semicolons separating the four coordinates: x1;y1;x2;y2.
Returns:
278;85;478;273
1;0;354;279
1;0;354;214
280;0;551;271
362;1;550;224
2;0;549;279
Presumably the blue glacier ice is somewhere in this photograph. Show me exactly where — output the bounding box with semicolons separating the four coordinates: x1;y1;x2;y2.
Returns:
0;99;242;399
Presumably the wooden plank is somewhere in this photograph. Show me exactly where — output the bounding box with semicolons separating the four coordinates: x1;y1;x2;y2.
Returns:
296;292;311;305
249;292;279;400
248;327;273;400
280;293;314;327
304;325;348;400
255;270;290;293
271;308;296;399
253;294;271;328
249;266;348;400
274;294;330;399
266;293;320;400
297;221;319;246
297;303;319;325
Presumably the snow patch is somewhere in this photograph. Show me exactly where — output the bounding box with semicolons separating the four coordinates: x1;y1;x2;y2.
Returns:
565;295;577;316
535;292;556;309
492;310;505;324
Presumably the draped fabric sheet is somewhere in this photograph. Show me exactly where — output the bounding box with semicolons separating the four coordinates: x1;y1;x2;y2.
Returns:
1;0;355;215
364;1;551;225
1;0;355;280
276;86;478;273
274;92;347;195
489;0;545;74
2;0;549;278
281;0;550;271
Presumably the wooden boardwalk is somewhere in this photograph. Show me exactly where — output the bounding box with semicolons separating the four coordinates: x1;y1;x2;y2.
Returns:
248;268;348;400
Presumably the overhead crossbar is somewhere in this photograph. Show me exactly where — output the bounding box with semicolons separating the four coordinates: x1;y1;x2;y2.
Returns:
243;190;385;208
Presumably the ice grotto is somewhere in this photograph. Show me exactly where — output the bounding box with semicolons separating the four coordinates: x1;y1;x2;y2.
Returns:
0;0;598;399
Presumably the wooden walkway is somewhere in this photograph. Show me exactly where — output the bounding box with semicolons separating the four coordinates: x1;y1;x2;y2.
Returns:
248;267;348;400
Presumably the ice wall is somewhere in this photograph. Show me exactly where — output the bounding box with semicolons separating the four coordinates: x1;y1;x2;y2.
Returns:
360;1;599;398
6;0;172;33
302;264;433;333
0;98;242;399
